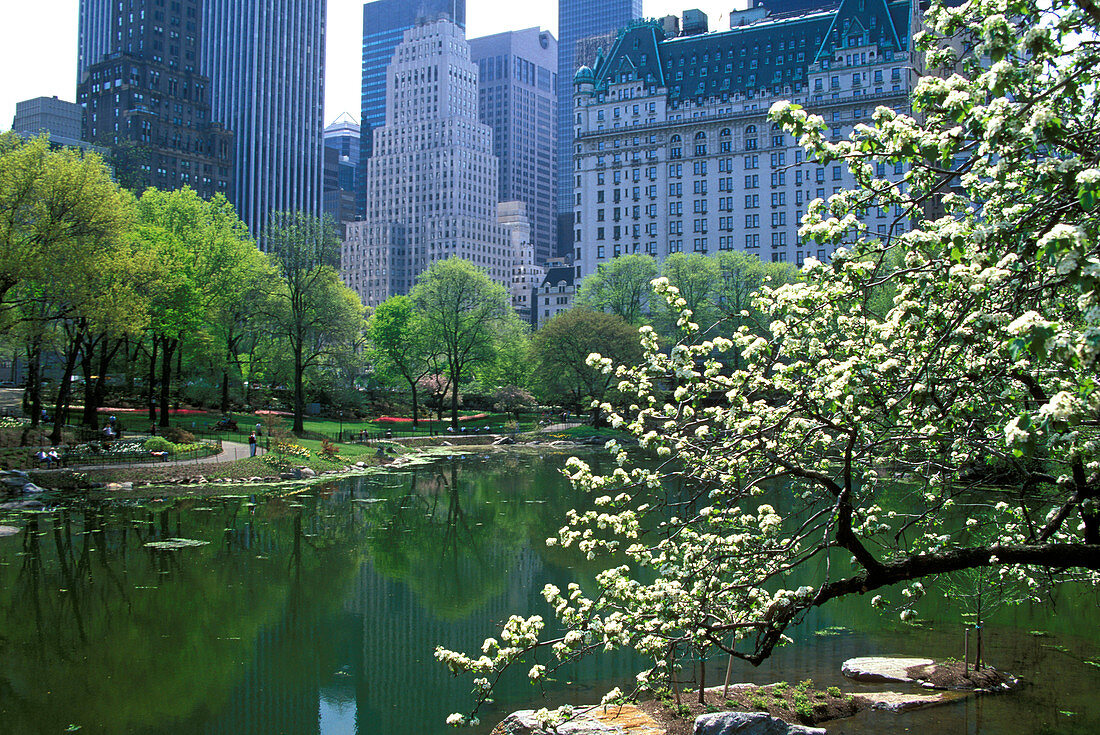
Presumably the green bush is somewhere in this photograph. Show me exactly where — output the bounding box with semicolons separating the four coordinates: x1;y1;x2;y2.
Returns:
161;426;195;444
144;437;173;453
826;687;842;698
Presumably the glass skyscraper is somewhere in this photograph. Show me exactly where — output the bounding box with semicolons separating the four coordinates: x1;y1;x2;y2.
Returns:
556;0;643;256
358;0;466;217
202;0;327;239
470;28;558;266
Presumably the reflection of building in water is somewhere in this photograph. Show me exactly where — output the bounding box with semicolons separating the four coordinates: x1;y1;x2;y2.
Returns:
199;598;324;735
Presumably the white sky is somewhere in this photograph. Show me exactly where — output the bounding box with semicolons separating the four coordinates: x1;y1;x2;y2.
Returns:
0;0;747;130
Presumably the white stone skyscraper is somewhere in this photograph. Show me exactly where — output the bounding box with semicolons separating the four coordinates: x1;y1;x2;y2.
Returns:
343;19;525;308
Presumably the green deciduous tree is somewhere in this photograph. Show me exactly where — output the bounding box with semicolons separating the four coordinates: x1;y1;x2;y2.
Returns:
576;254;658;324
0;133;129;322
264;212;365;433
410;258;512;429
655;252;720;339
437;0;1100;723
368;295;435;428
532;309;641;424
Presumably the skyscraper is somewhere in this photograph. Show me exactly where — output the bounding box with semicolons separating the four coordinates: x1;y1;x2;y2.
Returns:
469;28;557;267
359;0;466;217
342;19;529;309
323;116;361;238
570;0;917;277
76;0;111;82
202;0;326;238
76;0;234;199
556;0;643;256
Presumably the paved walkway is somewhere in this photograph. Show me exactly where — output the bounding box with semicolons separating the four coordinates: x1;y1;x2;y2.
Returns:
31;440;264;473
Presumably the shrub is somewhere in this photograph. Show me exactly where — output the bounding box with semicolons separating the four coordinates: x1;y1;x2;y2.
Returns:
826;687;842;698
161;426;195;444
320;438;339;460
143;437;173;453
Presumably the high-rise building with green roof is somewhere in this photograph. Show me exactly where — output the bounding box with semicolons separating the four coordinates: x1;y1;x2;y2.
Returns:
570;0;918;280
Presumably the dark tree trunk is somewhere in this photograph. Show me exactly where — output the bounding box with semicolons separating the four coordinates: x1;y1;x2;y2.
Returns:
293;345;305;434
80;336;97;428
26;339;42;428
220;369;230;414
91;339;117;429
147;338;158;424
409;382;419;429
174;346;182;411
450;367;460;429
50;321;86;446
159;338;175;428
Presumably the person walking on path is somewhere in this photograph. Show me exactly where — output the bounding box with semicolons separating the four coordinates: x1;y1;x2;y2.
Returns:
248;432;258;457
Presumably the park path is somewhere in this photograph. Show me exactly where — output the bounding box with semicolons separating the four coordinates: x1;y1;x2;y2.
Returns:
32;439;264;474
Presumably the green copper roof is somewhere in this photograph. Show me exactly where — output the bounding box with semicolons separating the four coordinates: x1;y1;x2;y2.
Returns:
580;0;910;104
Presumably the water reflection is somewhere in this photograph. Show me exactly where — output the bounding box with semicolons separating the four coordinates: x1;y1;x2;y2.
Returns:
0;451;1097;735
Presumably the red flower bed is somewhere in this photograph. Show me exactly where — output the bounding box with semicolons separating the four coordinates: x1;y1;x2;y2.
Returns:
373;413;489;424
97;407;207;415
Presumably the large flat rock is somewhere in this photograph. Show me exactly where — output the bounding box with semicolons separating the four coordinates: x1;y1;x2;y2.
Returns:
493;705;662;735
841;657;935;683
861;690;971;713
0;525;20;538
694;712;825;735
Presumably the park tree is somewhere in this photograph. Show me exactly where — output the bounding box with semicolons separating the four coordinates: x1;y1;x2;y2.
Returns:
368;295;435;428
264;212;365;433
0;133;129;322
531;309;641;424
655;252;720;339
134;188;259;426
576;253;658;324
410;258;512;428
437;0;1100;723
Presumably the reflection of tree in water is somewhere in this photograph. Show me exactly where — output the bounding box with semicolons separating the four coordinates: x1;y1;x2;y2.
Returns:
363;460;532;619
0;493;367;735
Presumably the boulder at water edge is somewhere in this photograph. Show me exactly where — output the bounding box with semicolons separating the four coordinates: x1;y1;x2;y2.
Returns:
299;467;317;478
694;712;826;735
841;657;934;684
494;705;665;734
493;710;620;734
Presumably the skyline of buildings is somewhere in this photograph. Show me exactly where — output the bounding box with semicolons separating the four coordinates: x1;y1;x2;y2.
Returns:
556;0;644;259
202;0;327;239
75;0;234;200
342;19;533;309
469;27;558;267
16;0;931;324
358;0;467;218
324;116;361;239
571;0;915;280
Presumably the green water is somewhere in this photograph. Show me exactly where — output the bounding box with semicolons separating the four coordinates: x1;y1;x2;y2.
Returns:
0;450;1097;734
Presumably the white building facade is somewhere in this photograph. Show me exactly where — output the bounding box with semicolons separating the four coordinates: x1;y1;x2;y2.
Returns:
571;0;918;282
343;19;529;308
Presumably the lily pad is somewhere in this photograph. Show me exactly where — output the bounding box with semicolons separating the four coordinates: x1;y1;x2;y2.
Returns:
144;538;210;551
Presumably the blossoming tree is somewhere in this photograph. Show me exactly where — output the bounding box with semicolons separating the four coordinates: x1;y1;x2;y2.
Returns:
436;0;1100;724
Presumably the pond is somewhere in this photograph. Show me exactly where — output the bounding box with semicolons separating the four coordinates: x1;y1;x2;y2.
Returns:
0;450;1097;734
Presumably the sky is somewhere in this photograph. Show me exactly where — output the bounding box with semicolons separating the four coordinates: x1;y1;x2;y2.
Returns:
0;0;747;131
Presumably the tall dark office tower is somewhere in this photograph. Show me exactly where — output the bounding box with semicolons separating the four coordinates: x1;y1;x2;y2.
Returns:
469;28;557;267
358;0;466;217
556;0;642;257
202;0;326;239
77;0;111;82
76;0;234;199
